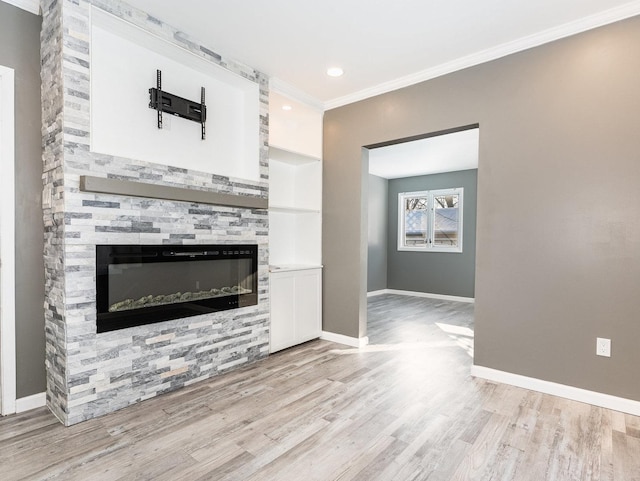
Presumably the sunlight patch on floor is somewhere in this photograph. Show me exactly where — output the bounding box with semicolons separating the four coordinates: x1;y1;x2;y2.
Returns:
330;340;459;355
436;322;474;357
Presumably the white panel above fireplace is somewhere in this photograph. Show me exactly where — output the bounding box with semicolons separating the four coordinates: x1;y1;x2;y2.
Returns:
90;8;260;181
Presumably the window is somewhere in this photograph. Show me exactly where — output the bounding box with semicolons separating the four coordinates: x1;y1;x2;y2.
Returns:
398;188;463;252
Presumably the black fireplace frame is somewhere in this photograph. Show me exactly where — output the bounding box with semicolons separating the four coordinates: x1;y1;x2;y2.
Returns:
96;244;258;333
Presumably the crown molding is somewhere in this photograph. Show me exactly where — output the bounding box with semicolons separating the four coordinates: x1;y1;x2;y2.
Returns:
269;77;324;112
1;0;40;15
324;1;640;110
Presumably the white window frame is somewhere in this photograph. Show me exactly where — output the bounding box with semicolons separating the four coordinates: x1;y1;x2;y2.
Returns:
397;187;463;253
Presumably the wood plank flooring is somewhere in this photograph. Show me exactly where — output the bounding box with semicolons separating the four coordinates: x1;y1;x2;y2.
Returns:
1;294;639;480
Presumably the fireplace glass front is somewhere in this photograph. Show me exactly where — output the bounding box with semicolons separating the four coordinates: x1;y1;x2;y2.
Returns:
96;244;258;333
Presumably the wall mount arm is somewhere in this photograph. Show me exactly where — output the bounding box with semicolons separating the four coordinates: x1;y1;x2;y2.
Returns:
149;69;207;140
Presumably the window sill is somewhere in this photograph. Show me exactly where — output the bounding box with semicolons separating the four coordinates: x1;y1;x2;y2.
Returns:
397;247;463;253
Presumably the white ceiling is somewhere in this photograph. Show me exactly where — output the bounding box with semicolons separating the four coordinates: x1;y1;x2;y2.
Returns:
125;0;640;108
5;0;634;176
368;128;479;179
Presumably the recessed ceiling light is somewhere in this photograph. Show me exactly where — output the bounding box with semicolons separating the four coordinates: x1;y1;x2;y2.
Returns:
282;105;292;111
327;67;344;77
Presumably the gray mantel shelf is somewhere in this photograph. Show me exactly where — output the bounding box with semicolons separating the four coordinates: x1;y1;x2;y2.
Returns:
79;176;268;210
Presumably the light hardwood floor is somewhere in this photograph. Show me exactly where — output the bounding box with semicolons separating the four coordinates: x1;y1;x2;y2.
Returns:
2;294;639;480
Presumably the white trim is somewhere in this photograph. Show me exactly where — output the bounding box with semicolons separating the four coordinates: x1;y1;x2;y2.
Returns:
15;392;46;413
324;1;640;110
385;289;475;303
0;0;39;15
321;331;369;348
0;65;16;416
398;188;463;254
367;289;389;298
471;365;640;417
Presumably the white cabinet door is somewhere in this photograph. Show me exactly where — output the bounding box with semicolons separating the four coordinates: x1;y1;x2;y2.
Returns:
270;272;297;352
269;268;322;353
295;269;321;343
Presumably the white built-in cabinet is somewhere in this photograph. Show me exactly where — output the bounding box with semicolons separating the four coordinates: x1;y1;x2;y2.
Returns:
268;90;323;353
269;267;322;352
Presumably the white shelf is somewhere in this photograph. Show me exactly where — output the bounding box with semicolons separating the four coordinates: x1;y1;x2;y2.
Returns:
268;153;321;213
269;146;320;165
269;210;320;266
269;204;320;214
270;264;323;273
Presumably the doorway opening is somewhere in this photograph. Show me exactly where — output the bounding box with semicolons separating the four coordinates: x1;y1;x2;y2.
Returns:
363;124;479;352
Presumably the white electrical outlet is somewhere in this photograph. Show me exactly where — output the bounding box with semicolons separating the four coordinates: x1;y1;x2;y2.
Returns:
596;337;611;357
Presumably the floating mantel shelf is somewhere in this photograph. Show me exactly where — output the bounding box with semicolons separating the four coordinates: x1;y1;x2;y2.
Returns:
79;176;268;210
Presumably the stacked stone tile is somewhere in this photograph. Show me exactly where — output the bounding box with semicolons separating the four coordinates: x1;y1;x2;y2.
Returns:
41;0;270;425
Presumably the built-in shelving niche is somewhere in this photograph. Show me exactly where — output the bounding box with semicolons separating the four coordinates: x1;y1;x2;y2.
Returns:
268;146;322;269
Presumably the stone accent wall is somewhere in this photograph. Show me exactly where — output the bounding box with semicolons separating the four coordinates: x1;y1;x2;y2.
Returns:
41;0;68;423
41;0;270;425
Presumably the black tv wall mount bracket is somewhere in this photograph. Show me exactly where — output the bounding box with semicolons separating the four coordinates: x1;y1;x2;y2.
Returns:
149;69;207;140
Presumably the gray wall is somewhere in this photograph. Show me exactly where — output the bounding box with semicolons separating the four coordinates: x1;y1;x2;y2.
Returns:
0;3;45;398
323;16;640;401
387;169;477;298
367;174;388;292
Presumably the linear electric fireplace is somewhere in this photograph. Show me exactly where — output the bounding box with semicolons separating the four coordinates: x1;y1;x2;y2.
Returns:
96;244;258;333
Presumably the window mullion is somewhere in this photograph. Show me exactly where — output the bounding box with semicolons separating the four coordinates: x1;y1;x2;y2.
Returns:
428;193;434;248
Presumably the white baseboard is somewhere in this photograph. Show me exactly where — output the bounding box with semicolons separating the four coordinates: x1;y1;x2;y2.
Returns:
15;392;46;413
471;365;640;416
371;288;474;303
321;331;369;348
367;289;388;297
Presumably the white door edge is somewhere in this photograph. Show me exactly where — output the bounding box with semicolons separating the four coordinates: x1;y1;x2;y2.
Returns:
0;64;16;415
